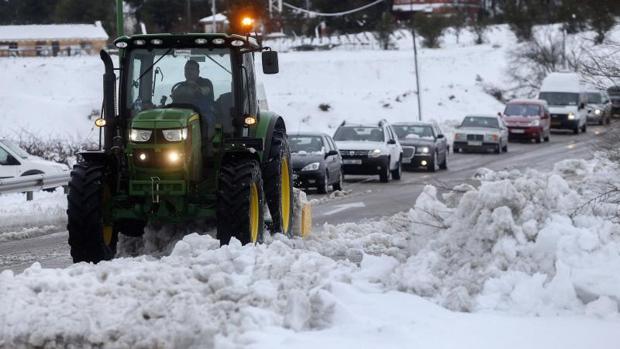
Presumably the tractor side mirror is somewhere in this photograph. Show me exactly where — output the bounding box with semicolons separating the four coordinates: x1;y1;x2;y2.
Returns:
262;51;279;74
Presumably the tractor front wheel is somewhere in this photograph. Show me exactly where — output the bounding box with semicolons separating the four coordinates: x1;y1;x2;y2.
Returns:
217;158;265;245
263;132;294;237
67;164;116;263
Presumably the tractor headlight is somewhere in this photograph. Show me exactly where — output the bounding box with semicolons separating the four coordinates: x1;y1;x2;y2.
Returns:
368;149;383;158
568;112;576;120
302;162;320;171
130;129;152;142
167;151;182;164
595;109;602;115
162;128;188;142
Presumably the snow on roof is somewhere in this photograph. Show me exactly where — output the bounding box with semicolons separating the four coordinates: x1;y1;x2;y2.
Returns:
0;22;108;41
199;13;229;23
540;72;584;93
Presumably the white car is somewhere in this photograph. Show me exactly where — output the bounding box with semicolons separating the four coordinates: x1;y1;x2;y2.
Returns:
453;115;509;154
0;139;69;179
333;120;403;183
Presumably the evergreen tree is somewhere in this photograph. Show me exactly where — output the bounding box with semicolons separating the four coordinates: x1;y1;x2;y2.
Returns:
375;11;395;50
412;12;446;48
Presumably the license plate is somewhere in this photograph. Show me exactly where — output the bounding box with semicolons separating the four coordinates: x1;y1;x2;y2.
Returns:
343;159;362;165
510;129;525;134
468;141;482;146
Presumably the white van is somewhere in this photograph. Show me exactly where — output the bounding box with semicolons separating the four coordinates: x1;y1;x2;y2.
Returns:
538;72;588;134
0;139;69;179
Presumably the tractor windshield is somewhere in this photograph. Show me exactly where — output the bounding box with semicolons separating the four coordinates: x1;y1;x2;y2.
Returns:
126;48;233;121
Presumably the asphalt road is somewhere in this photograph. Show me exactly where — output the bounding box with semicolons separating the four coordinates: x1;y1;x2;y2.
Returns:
0;125;608;273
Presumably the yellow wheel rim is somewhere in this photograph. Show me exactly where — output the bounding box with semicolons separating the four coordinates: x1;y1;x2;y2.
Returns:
103;226;113;246
281;158;291;233
249;183;260;243
102;184;113;246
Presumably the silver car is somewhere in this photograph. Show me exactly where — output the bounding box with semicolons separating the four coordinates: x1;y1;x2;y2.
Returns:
453;115;509;154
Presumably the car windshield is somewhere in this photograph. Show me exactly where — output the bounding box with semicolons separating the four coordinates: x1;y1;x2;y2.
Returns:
461;117;499;129
586;93;602;104
392;125;434;139
1;140;29;159
504;104;541;117
290;136;324;154
333;126;384;142
126;48;233;119
608;86;620;97
539;92;579;106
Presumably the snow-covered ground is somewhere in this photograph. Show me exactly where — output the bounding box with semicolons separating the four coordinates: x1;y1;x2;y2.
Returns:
1;156;619;348
0;190;67;242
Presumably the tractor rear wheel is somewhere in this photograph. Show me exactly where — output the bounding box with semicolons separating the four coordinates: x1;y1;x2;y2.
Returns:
217;158;265;245
67;164;116;263
263;131;294;237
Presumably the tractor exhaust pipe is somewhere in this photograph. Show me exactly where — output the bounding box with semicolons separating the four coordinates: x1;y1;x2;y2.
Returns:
116;0;124;37
100;50;116;151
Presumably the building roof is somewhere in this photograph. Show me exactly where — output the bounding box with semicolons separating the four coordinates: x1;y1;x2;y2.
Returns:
199;13;229;24
0;22;108;41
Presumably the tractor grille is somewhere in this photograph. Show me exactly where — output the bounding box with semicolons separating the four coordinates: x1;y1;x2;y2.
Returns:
467;134;483;141
402;147;415;158
132;149;184;169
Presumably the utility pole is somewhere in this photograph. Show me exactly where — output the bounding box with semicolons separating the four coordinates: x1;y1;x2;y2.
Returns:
268;0;283;18
412;25;422;121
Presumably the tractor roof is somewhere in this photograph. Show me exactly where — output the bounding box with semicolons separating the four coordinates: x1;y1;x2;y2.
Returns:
114;33;260;51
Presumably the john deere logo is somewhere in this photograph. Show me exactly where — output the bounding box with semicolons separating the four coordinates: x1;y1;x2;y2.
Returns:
349;151;355;156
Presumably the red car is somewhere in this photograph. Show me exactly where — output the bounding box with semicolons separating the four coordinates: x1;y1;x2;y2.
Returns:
502;99;551;143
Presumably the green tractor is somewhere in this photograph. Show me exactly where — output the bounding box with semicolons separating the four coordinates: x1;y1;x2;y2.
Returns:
67;14;298;263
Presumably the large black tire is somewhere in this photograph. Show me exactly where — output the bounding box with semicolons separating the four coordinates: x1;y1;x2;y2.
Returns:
262;131;294;236
217;158;265;245
67;164;116;263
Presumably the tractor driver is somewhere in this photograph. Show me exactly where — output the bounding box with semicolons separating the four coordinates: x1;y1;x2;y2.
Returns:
171;59;215;115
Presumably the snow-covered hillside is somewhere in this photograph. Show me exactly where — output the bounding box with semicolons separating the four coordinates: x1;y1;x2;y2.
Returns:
2;157;620;348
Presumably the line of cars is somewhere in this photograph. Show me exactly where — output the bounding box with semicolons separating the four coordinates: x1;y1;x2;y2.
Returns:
290;119;451;193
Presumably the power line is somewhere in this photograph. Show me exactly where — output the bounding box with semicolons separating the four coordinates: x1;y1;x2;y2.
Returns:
281;0;385;17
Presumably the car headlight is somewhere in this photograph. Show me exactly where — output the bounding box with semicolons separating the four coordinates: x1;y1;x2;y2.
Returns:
487;133;499;141
417;146;430;154
595;109;601;115
302;162;320;171
568;112;576;120
368;149;383;158
454;133;464;140
162;128;188;142
529;119;540;127
130;129;152;142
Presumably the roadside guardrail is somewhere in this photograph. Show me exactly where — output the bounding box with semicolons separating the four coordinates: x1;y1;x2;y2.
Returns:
0;174;70;200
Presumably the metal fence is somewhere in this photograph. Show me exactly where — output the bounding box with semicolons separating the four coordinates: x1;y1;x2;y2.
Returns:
0;174;70;200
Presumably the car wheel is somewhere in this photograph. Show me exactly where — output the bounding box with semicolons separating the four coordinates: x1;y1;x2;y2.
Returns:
606;116;611;125
317;171;329;194
439;151;448;170
582;123;587;133
502;143;508;152
427;152;438;172
391;159;402;180
544;130;550;142
333;170;344;191
535;132;543;144
379;159;390;183
573;126;579;134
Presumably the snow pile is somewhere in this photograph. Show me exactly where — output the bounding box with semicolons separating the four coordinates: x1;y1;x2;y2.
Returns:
0;191;67;241
0;235;354;348
389;157;620;316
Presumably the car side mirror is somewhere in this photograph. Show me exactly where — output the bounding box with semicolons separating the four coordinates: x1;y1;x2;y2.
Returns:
387;139;396;145
326;150;338;158
262;51;279;74
579;102;585;110
436;134;445;139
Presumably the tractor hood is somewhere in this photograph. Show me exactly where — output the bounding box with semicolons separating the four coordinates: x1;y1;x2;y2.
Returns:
131;108;199;129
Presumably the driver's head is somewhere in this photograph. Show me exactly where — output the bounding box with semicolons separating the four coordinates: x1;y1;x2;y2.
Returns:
184;60;200;82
